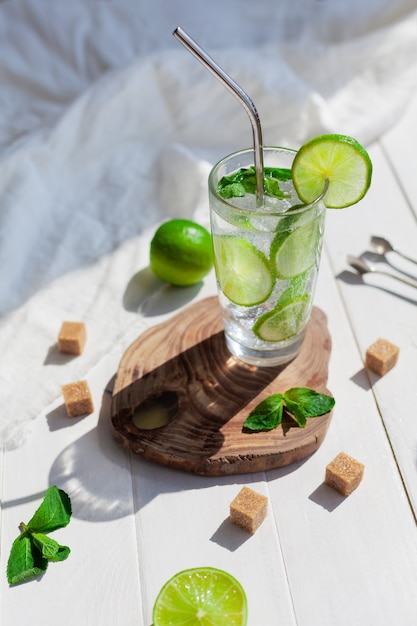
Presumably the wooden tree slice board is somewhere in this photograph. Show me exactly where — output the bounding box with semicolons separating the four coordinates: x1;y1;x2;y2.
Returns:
111;296;333;475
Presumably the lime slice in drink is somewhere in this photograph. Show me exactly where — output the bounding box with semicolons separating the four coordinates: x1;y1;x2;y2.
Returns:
253;295;309;342
271;220;322;278
213;235;274;306
292;134;372;208
152;567;248;626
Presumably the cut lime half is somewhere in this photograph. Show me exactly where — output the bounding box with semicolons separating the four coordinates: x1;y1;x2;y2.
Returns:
213;235;274;306
253;295;310;342
292;134;372;208
271;219;322;278
153;567;248;626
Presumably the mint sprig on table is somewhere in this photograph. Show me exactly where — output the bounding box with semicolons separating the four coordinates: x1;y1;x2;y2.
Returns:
7;486;72;586
243;387;335;431
218;166;292;199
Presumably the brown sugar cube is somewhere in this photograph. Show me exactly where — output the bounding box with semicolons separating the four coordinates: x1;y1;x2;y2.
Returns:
62;380;94;418
230;486;268;534
58;321;87;355
325;452;364;496
365;338;399;376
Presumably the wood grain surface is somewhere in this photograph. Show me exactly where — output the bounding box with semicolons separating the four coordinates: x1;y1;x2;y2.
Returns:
111;296;333;475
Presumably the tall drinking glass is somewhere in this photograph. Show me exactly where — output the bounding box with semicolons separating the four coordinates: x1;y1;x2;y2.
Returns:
208;146;327;367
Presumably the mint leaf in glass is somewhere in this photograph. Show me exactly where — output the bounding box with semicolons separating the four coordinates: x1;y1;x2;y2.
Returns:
264;166;292;182
6;486;72;586
218;166;291;199
283;387;335;428
27;486;72;533
218;181;246;198
243;393;284;431
275;271;309;310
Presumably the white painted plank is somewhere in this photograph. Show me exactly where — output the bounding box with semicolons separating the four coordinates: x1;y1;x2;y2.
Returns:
380;88;417;217
2;132;417;626
0;352;142;626
123;245;417;626
2;265;416;625
268;251;417;625
130;459;297;625
324;140;417;518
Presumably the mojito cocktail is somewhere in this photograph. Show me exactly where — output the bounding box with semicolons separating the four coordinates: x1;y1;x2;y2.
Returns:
209;146;326;367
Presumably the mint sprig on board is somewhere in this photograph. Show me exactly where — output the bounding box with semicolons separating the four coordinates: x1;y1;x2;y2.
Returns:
243;387;335;431
7;486;72;586
217;166;292;199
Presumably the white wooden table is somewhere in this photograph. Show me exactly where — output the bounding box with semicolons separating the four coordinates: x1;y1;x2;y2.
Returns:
2;91;417;626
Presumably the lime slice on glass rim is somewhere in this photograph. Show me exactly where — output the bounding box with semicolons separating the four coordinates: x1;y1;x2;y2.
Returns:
152;566;248;626
212;235;274;306
292;133;372;208
253;295;310;342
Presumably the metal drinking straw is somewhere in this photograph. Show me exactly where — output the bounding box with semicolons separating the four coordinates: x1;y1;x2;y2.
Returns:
173;26;264;204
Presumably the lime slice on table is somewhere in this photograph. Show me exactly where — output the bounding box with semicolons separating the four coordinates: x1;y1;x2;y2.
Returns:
213;235;274;306
153;567;248;626
253;295;310;342
292;134;372;208
271;219;322;278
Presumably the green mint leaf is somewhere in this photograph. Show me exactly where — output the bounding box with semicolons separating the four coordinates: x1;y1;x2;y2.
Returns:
31;533;70;562
27;486;72;533
264;166;292;182
47;544;71;563
218;181;246;198
242;387;335;433
283;387;335;428
263;177;284;198
7;534;48;586
6;487;72;586
218;169;247;186
239;168;257;195
276;272;308;309
217;168;255;198
263;167;291;197
243;394;284;431
217;166;292;199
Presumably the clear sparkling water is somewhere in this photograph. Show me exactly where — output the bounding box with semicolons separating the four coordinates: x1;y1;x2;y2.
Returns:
210;180;326;367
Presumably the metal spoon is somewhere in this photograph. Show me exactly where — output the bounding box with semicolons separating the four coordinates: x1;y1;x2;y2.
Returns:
347;255;417;289
370;236;417;265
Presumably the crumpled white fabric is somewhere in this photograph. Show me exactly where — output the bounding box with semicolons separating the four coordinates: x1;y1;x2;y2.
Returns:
1;0;417;448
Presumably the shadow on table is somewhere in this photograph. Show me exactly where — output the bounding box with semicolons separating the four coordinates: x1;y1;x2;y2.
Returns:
308;482;346;512
337;269;417;306
43;344;83;367
46;382;256;523
210;517;252;551
47;384;134;521
123;266;203;316
350;367;372;391
47;376;308;525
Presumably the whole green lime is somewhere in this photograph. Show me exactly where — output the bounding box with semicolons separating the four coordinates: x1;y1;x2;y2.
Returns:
150;219;213;286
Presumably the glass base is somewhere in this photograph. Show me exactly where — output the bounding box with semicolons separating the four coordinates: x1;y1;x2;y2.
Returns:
225;332;305;368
